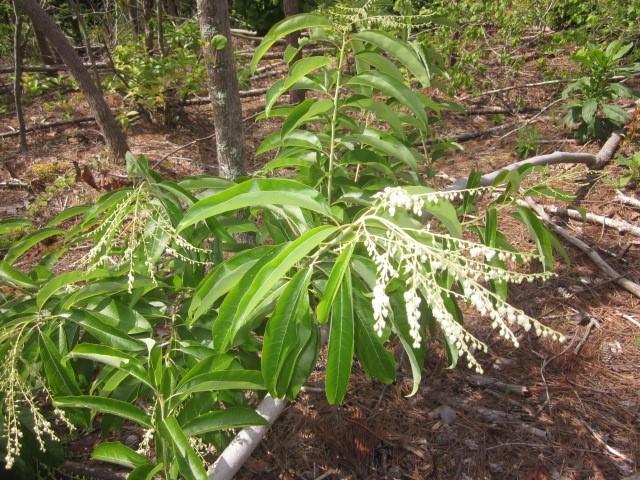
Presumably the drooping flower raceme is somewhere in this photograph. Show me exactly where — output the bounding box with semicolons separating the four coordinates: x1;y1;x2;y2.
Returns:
356;186;564;373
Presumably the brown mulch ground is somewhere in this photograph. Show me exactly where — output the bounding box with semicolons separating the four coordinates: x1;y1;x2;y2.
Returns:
1;32;639;480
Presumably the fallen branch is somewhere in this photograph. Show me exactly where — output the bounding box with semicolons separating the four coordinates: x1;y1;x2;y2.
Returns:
583;421;634;476
615;190;640;210
424;121;520;146
574;316;600;355
151;133;215;169
459;78;574;100
524;197;640;299
208;394;286;480
543;204;640;237
464;374;529;396
0;62;112;75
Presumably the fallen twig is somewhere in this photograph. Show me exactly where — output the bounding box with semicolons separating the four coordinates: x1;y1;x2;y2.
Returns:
524;197;640;299
151;133;215;169
459;78;574;100
583;421;634;476
574;316;600;355
0;62;112;75
615;190;640;210
464;374;529;396
543;204;640;238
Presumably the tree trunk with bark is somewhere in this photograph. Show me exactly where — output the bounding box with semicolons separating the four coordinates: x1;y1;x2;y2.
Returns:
15;0;129;160
196;0;246;180
283;0;305;105
33;24;59;69
12;1;27;152
142;0;155;53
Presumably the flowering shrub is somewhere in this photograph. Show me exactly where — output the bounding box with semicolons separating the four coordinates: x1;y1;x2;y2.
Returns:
0;7;568;477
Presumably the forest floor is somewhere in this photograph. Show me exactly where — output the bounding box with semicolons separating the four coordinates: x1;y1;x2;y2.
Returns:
1;32;640;480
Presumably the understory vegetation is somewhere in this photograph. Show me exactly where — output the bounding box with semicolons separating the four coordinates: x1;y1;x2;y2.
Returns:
1;0;639;479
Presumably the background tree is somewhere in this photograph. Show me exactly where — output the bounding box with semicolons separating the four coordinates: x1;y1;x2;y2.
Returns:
14;0;129;160
12;0;27;153
196;0;246;179
283;0;305;105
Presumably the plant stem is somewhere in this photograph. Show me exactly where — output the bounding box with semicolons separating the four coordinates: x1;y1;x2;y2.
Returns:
327;34;347;205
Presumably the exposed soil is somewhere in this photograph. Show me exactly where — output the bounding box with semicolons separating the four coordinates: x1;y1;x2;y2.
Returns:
1;31;639;480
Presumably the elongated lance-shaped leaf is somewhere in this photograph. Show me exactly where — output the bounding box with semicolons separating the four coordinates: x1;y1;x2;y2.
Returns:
3;227;63;265
316;242;355;324
55;396;152;428
251;14;332;72
68;344;154;389
353;290;396;384
91;442;151;469
214;225;338;352
262;268;312;397
174;370;265;397
266;56;332;114
281;99;333;138
178;179;333;232
188;245;277;324
181;407;268;437
353;31;430;87
37;269;108;310
344;129;419;171
0;218;31;235
159;416;207;480
348;71;428;131
0;261;37;289
390;291;425;396
325;270;354;405
68;309;145;351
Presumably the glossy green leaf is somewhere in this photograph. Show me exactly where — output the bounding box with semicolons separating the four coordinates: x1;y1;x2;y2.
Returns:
325;272;354;405
39;333;82;396
344;129;418;171
91;442;150;469
47;206;90;227
159;416;207;480
316;242;355;324
213;226;337;352
37;270;107;310
266;56;332;114
251;14;331;72
69;310;145;351
0;261;37;289
3;227;62;265
581;98;597;124
262;268;312;397
55;396;152;427
178;179;333;232
0;218;31;235
174;370;265;397
181;407;267;436
281;99;333;137
354;31;430;86
68;344;153;388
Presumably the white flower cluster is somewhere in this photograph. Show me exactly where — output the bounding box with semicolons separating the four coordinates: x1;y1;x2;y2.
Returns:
78;183;212;293
356;187;564;373
1;335;74;471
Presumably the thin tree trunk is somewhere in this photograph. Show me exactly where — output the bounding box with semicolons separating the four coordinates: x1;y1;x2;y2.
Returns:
196;0;246;180
12;1;27;152
33;24;59;69
15;0;129;160
142;0;154;53
127;0;141;34
283;0;305;105
69;0;102;87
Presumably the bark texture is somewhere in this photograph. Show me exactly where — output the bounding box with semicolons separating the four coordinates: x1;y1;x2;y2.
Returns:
283;0;305;105
12;1;27;152
196;0;246;180
15;0;129;160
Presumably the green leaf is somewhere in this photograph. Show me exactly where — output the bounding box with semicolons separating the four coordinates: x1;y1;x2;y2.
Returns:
513;206;553;270
262;268;312;398
251;14;332;72
61;277;155;310
266;56;332;114
390;292;425;396
159;417;207;480
353;31;430;86
3;227;62;265
55;396;152;428
405;186;462;237
325;271;354;405
91;442;150;469
178;179;333;232
281;99;333;138
348;71;428;131
0;261;37;289
0;218;31;235
68;344;153;388
316;242;355;324
69;310;145;351
37;270;107;310
47;206;90;227
355;51;404;82
581;98;597;124
39;333;82;396
128;464;164;480
256;129;325;156
174;370;265;397
601;103;629;125
213;225;338;352
344;129;419;171
181;407;268;436
189;245;277;323
353;291;395;384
